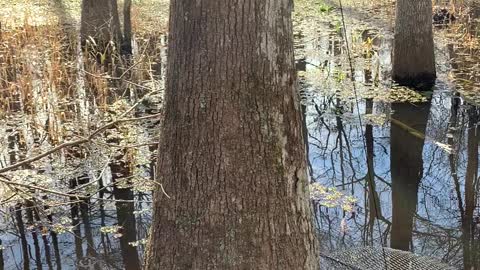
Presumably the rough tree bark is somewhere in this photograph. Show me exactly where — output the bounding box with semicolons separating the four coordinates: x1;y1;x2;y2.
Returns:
145;0;319;269
393;0;436;87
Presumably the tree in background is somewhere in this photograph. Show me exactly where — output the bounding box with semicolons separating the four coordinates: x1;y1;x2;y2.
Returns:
80;0;122;47
145;0;319;269
392;0;436;87
122;0;133;55
81;0;132;57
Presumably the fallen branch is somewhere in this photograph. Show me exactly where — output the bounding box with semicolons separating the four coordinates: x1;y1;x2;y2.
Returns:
0;113;161;174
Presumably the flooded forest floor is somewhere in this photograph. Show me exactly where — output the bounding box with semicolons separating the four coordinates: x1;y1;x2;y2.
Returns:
0;0;480;269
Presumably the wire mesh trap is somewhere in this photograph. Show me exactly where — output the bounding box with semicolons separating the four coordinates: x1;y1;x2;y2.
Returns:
319;247;459;270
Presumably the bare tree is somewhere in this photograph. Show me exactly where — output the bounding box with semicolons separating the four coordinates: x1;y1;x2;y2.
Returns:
145;0;319;269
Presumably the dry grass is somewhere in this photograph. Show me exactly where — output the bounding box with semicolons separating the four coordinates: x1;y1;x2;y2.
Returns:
0;0;168;114
0;0;168;178
0;0;168;210
0;0;169;29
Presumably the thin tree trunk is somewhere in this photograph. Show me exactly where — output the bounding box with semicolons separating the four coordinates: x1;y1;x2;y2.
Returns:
44;199;62;270
75;175;96;258
69;179;84;263
365;98;381;241
110;158;141;270
31;204;54;270
393;0;436;87
363;54;382;240
80;0;122;45
145;1;318;269
14;204;30;270
122;0;133;55
462;105;478;269
25;200;43;270
0;238;4;270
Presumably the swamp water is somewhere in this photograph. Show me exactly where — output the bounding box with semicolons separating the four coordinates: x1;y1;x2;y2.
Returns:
0;1;480;269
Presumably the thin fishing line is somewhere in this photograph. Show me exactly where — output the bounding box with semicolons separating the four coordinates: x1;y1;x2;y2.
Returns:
337;0;389;269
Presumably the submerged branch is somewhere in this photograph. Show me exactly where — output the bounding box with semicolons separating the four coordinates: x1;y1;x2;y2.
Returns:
0;113;162;174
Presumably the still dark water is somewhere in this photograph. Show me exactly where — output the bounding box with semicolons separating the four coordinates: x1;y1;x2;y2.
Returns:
298;10;480;269
1;9;480;270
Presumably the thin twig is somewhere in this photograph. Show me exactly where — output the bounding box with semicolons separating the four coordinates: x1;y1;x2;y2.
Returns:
0;174;88;200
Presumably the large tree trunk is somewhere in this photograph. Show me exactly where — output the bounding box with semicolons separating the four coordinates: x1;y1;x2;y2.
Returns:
392;0;436;87
145;1;319;269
